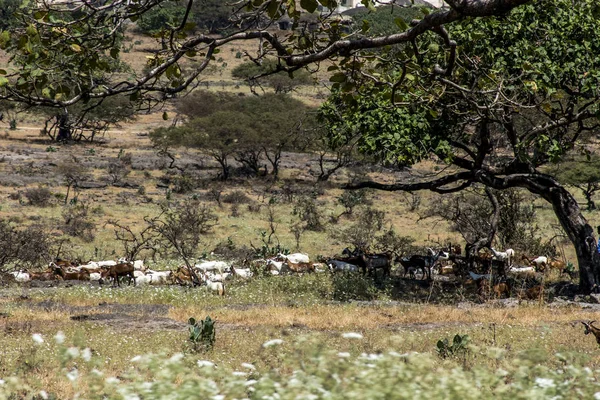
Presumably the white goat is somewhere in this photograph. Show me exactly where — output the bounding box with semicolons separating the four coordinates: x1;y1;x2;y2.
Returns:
97;260;117;267
89;272;102;281
327;259;359;273
9;271;30;282
277;253;310;264
507;266;535;278
194;261;230;273
232;267;253;279
204;280;225;296
490;248;515;265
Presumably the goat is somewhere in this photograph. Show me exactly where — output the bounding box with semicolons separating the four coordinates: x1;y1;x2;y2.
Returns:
520;284;543;300
507;266;536;278
521;255;548;270
205;280;225;296
402;251;445;280
54;266;90;281
493;281;510;298
277;253;310;264
97;260;117;267
29;270;62;281
490;248;515;266
194;261;230;273
232;266;253;279
580;321;600;345
547;258;566;271
284;260;315;273
9;271;30;282
102;262;136;287
327;259;360;273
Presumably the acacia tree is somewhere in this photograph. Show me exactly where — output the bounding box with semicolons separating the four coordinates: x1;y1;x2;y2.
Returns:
555;157;600;211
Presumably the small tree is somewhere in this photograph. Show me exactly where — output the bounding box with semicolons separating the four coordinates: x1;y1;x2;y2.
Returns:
556;157;600;211
108;218;161;261
0;221;53;271
231;60;314;94
150;200;218;280
57;160;90;205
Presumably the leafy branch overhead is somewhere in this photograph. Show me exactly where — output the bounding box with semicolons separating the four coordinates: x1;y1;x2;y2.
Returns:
0;0;530;108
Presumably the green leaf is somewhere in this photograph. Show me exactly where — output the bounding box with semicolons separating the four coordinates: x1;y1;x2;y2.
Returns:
394;17;408;31
162;112;169;120
0;69;6;75
110;48;119;59
301;0;318;13
70;43;82;52
0;76;7;87
188;317;196;326
329;72;347;83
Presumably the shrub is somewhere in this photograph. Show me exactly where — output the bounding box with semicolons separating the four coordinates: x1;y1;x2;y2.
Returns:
222;190;252;204
24;187;52;207
61;203;96;242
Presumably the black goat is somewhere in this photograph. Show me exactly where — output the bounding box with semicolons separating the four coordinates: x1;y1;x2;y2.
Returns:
581;321;600;346
398;251;444;280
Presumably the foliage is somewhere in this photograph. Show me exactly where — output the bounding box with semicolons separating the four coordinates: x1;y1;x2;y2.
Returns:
23;187;52;207
231;59;314;93
61;202;96;242
6;332;600;399
137;0;232;35
330;206;385;252
331;273;389;302
350;4;423;36
152;91;314;179
292;195;324;232
188;316;216;353
0;221;53;270
428;188;555;256
151;199;218;267
555;156;600;210
436;334;470;360
0;0;21;31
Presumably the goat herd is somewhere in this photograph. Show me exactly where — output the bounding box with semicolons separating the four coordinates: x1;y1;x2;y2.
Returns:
3;245;571;299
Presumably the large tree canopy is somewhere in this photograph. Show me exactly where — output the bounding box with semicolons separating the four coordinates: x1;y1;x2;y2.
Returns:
0;0;530;108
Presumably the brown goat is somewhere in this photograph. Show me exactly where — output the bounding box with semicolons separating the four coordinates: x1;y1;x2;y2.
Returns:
53;267;90;281
102;263;136;287
29;271;62;281
581;321;600;346
493;282;510;298
284;260;315;273
520;284;543;300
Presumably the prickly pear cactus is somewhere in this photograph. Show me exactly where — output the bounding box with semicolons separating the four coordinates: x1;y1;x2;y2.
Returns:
188;316;215;352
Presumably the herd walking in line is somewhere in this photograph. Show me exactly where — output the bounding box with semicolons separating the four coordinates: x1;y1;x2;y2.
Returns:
4;244;572;300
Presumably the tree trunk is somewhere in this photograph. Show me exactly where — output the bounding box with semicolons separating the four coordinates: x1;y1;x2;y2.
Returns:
541;185;600;293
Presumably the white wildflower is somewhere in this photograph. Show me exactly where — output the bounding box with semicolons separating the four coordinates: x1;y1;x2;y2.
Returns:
66;347;80;358
82;348;92;362
66;369;79;382
233;371;247;377
168;353;184;363
594;392;600;400
32;334;44;344
212;396;225;400
197;360;215;368
39;391;49;400
262;339;284;348
535;378;555;389
54;331;65;344
0;379;5;385
245;380;257;386
91;369;103;376
130;355;142;363
337;352;351;358
105;377;121;385
241;363;256;370
342;332;363;339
